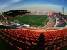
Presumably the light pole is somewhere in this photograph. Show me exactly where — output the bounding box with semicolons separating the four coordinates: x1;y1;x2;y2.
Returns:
62;7;64;15
62;0;64;15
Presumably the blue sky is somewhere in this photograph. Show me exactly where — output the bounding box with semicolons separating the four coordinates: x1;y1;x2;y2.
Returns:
0;0;67;14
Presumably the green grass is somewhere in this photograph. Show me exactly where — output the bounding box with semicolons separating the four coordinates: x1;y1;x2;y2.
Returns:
9;15;48;27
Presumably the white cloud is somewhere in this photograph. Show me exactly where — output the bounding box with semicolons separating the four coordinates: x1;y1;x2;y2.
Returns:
64;7;67;15
21;4;62;13
11;0;22;3
0;0;22;9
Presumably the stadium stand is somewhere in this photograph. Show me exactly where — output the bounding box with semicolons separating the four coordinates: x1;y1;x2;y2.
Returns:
0;28;67;50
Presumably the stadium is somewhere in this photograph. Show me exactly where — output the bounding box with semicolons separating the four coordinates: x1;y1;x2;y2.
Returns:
0;0;67;50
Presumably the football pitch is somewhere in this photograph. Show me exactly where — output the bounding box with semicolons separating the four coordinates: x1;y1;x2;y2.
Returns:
10;15;49;26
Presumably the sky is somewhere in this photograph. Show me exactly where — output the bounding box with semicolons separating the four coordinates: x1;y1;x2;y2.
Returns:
0;0;67;14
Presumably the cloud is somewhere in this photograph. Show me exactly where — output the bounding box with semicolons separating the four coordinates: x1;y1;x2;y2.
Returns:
21;4;62;12
0;0;65;14
0;0;22;9
64;7;67;15
10;0;22;3
6;4;62;13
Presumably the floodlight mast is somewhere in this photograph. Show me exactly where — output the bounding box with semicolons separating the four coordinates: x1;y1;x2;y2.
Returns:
62;0;64;15
62;7;64;15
